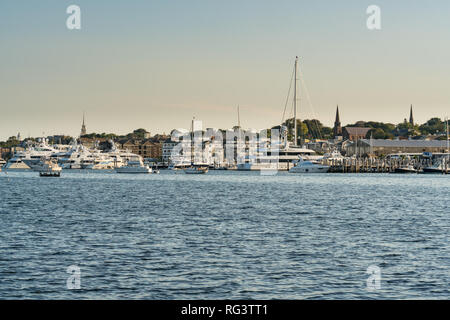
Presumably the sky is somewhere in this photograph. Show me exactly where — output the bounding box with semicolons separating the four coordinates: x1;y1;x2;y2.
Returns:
1;0;449;140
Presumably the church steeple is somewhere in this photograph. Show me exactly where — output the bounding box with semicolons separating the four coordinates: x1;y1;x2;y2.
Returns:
80;113;87;136
409;105;414;125
333;105;342;137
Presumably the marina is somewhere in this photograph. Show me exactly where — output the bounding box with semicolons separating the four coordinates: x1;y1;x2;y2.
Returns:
2;0;450;306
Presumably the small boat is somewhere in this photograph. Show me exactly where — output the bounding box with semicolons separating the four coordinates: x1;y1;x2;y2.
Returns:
289;157;329;173
152;169;160;174
422;159;448;174
184;166;209;174
393;165;417;174
39;160;62;177
183;117;209;175
115;156;152;174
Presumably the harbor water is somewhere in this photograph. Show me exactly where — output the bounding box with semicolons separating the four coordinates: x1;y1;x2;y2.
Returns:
0;171;449;299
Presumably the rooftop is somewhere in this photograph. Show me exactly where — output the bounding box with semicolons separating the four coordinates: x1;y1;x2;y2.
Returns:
359;139;449;148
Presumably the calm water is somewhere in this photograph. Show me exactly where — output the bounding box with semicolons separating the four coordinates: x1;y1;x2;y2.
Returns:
0;170;448;299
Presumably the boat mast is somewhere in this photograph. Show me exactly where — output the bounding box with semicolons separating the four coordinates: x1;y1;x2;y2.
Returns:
237;105;241;128
294;56;298;146
446;116;449;154
191;117;194;165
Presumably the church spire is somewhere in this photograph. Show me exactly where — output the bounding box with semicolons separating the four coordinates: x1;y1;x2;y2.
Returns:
409;105;414;125
80;113;87;136
333;105;342;137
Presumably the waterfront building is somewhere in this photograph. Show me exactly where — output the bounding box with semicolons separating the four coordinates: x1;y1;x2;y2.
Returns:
141;141;162;159
120;140;161;159
0;147;12;160
79;137;104;149
162;138;178;164
345;139;449;156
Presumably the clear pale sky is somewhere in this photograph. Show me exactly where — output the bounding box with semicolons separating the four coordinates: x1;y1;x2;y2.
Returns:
1;0;449;140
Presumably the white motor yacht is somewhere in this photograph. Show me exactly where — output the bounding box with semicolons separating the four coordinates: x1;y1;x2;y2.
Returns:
289;157;330;173
17;138;58;169
4;157;31;171
115;156;152;174
237;144;318;171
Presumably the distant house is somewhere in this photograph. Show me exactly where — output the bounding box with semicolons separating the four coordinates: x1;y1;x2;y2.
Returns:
142;140;162;159
79;137;109;149
0;147;11;162
345;139;450;156
120;139;162;159
122;140;141;154
162;139;178;164
343;127;371;141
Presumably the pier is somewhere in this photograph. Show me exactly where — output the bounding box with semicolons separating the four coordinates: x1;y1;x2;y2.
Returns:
323;157;449;174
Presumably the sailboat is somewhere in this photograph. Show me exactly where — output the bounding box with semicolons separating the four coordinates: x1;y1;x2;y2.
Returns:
288;56;329;174
237;57;318;172
184;118;209;174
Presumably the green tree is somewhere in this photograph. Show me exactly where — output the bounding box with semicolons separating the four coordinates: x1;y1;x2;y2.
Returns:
0;136;20;148
367;128;387;139
419;118;444;135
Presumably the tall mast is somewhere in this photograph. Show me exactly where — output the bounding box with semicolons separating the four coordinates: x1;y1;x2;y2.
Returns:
294;57;299;146
191;117;194;165
237;105;241;128
446;116;449;154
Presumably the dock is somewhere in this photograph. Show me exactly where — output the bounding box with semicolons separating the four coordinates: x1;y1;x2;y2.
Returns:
324;158;449;174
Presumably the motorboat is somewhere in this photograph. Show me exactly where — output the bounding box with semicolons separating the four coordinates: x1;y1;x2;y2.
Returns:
3;157;31;171
289;157;329;173
184;165;209;174
39;159;62;177
393;165;417;174
15;138;58;168
237;144;318;171
115;156;152;173
422;158;448;174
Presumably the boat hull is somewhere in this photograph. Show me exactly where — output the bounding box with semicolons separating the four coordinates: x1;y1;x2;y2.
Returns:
393;168;417;174
237;163;285;171
40;171;61;177
115;167;152;174
184;167;208;174
422;168;447;174
289;165;329;173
